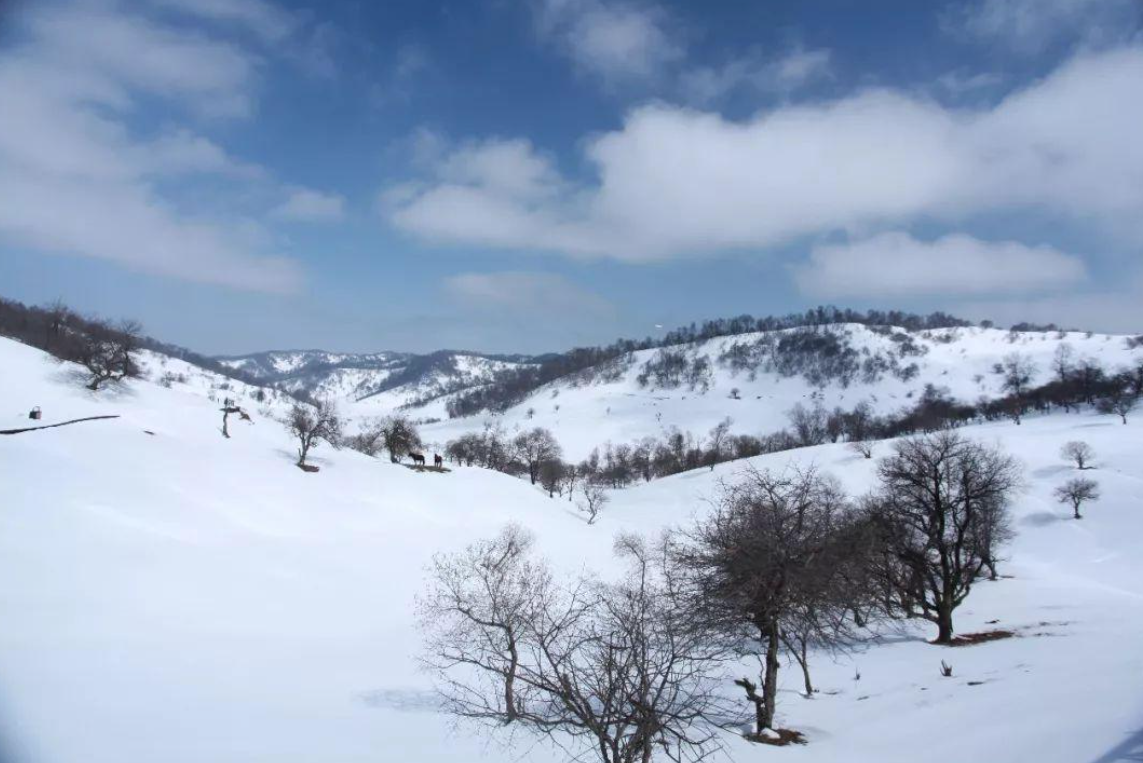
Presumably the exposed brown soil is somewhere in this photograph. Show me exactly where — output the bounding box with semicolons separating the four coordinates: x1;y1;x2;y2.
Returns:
745;729;807;746
404;464;452;474
944;629;1016;647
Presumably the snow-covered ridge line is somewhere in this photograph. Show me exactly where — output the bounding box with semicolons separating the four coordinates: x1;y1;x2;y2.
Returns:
425;324;1143;460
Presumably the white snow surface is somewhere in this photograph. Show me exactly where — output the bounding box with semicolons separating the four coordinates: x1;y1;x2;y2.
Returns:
2;335;1143;763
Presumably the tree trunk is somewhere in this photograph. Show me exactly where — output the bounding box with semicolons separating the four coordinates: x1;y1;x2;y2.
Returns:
761;622;780;730
985;554;998;581
797;637;813;697
504;633;518;723
935;603;955;644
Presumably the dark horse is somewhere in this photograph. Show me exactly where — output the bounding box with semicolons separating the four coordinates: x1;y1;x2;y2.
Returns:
409;452;426;466
433;453;443;468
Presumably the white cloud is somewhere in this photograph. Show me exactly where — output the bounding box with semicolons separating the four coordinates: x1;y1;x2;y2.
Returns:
934;70;1005;97
0;167;301;293
444;271;615;320
794;232;1087;298
272;189;347;223
0;3;304;293
680;45;832;104
139;129;267;178
532;0;682;85
385;45;1143;262
946;0;1141;54
29;6;258;119
146;0;297;43
954;280;1143;335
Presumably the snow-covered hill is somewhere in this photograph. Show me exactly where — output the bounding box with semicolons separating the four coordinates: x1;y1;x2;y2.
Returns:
424;324;1143;458
216;348;535;420
1;334;1142;763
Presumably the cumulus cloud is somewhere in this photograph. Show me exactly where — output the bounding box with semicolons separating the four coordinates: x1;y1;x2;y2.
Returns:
272;189;347;223
531;0;683;85
385;45;1143;262
0;3;304;293
794;232;1087;298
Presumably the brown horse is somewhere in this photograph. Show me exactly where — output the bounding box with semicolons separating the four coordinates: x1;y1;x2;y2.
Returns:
409;452;426;466
433;453;443;468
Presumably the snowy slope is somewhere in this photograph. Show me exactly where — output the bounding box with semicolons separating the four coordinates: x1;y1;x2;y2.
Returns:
2;335;1143;763
217;349;406;379
424;325;1143;458
217;348;534;421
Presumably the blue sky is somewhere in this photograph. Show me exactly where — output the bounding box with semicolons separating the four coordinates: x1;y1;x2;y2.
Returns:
0;0;1141;355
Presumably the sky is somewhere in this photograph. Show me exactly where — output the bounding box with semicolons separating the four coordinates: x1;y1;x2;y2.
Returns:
0;0;1141;356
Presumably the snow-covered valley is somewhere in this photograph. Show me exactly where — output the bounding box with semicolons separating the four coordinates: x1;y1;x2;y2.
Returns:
2;333;1143;763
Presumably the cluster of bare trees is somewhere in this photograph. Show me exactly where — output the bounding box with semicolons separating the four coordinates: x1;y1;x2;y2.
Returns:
346;415;424;463
418;527;731;763
1056;441;1101;519
421;432;1022;759
23;297;146;391
445;424;564;483
0;296;275;393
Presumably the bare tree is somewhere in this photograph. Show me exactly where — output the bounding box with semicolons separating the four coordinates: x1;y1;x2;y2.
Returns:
417;527;734;763
538;458;568;498
787;403;828;447
42;298;73;350
513;427;562;485
1055;478;1100;519
704;417;733;470
380;415;423;463
996;353;1037;424
676;466;874;736
848;441;874;459
1052;343;1074;384
578;480;609;525
1097;386;1137;424
67;319;143;391
870;432;1021;643
1060;441;1095;470
286;399;343;468
345;418;387;457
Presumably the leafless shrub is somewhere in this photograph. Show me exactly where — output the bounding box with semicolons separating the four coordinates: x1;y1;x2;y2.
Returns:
1054;478;1100;519
577;480;609;525
65;318;143;391
417;526;736;763
1060;441;1095;470
285;399;342;468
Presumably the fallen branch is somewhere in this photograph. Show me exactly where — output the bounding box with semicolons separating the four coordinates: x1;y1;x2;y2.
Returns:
0;415;120;435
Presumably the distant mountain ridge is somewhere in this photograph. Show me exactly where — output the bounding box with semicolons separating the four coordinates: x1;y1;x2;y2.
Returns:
214;348;539;411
